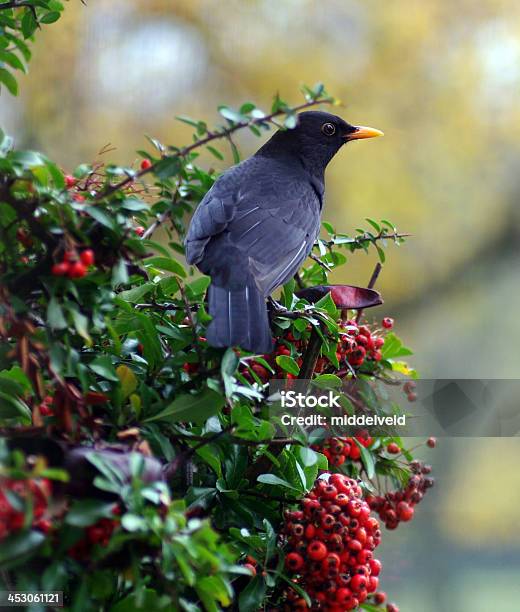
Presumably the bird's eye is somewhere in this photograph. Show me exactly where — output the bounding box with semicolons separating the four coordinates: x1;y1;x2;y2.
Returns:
321;122;336;136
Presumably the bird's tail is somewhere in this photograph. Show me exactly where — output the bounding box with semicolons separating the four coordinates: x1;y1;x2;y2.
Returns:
207;284;273;354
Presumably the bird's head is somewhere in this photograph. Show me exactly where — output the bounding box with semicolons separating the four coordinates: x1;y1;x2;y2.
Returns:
259;110;383;174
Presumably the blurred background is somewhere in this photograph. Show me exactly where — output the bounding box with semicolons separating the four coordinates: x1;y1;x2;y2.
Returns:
1;1;519;608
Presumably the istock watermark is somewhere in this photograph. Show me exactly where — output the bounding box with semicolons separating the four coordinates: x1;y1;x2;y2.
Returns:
267;379;520;438
280;389;341;409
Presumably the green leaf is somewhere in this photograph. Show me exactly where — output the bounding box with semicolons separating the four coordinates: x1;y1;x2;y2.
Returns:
284;114;298;129
21;9;38;39
5;34;31;62
145;388;225;424
117;282;155;304
70;309;91;344
145;256;186;278
112;258;129;288
0;67;18;96
85;206;115;229
116;365;137;399
366;218;381;233
121;513;147;532
0;50;25;72
206;145;224;160
65;500;116;527
314;291;338;318
154;155;182;179
275;355;300;376
312;374;342;389
47;297;67;329
238;576;266;612
256;474;299;491
354;439;375;479
0;391;31;423
89;355;119;382
221;348;239;398
186;275;210;297
381;332;413;359
0;530;45;565
218;106;245;123
110;589;171;612
40;11;61;24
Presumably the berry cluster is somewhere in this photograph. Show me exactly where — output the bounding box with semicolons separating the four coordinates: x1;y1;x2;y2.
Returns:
311;434;372;466
0;478;52;540
333;319;387;369
367;460;434;530
51;249;95;279
68;506;120;560
282;474;384;611
240;316;395;385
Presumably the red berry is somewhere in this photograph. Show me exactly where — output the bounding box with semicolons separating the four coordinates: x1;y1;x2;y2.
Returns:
387;604;400;612
374;592;387;604
407;392;417;402
382;317;394;329
350;573;367;593
73;193;85;202
135;226;145;237
34;518;52;534
63;250;76;262
140;158;152;170
427;437;436;448
307;540;328;561
369;558;382;577
397;502;414;522
387;442;400;455
243;563;257;576
79;249;95;266
65;175;76;188
403;381;416;393
39;403;54;417
51;262;70;276
285;552;304;571
335;587;353;605
68;261;87;278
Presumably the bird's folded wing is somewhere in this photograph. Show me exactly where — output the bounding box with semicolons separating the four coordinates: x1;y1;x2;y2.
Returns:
227;203;315;294
185;172;320;293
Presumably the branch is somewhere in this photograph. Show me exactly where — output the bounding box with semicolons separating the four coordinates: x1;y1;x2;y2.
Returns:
170;430;304;447
0;1;32;9
355;262;383;323
298;325;323;382
322;231;410;250
94;96;334;201
0;1;39;23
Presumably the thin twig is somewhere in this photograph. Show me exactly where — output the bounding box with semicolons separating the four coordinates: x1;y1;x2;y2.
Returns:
309;253;332;272
298;325;323;382
178;282;205;367
142;182;182;240
356;262;383;323
170;431;304;447
322;232;410;249
94;97;334;201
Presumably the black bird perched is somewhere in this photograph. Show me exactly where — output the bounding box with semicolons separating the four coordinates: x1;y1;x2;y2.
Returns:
185;111;383;353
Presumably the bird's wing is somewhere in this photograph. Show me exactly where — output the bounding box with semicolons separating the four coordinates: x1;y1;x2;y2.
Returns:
184;178;237;266
185;159;321;294
230;195;319;295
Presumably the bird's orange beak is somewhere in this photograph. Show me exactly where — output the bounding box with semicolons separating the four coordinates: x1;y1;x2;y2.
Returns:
345;126;384;141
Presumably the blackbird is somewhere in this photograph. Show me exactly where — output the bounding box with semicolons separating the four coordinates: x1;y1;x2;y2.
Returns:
185;111;383;353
